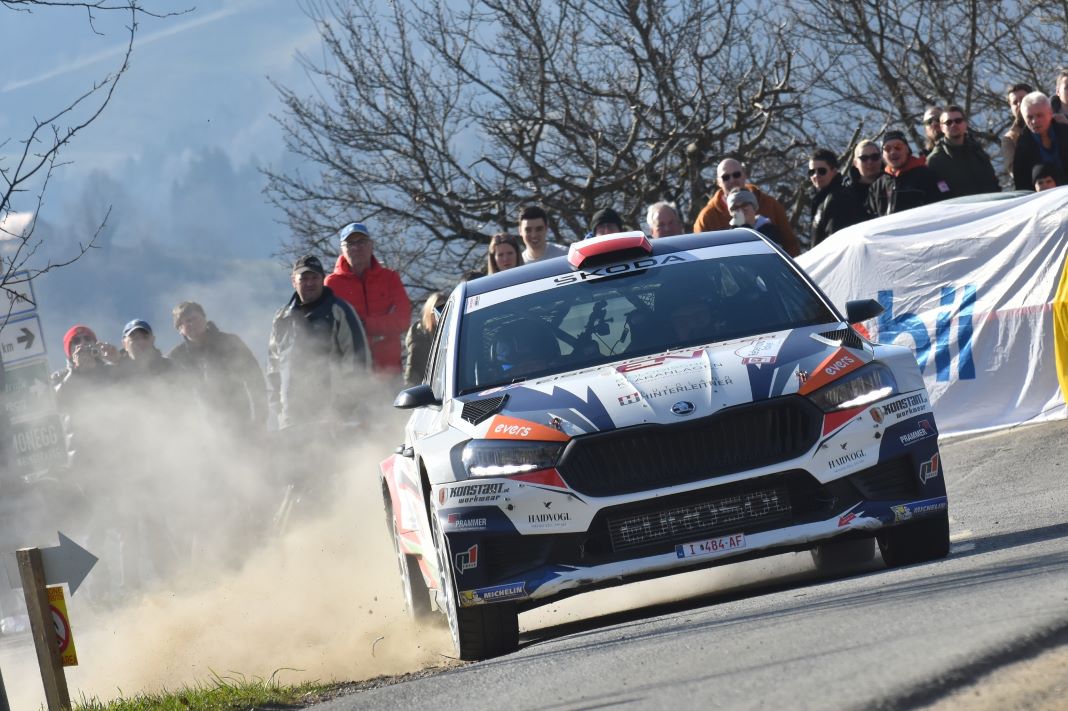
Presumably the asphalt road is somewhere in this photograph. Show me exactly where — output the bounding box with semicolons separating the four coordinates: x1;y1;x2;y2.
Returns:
317;420;1068;711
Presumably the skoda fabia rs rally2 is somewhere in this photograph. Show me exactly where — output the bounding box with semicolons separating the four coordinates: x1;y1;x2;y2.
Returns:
380;229;949;660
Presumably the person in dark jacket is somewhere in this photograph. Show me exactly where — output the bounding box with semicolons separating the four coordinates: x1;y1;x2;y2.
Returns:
115;319;180;383
926;106;1000;197
808;148;861;246
168;301;267;430
868;130;952;216
268;255;371;429
404;290;449;387
1013;92;1068;191
842;140;883;220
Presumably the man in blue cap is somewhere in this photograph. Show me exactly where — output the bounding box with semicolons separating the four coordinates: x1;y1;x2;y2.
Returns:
118;319;178;380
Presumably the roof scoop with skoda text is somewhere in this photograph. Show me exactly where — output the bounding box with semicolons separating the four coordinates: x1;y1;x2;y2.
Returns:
568;231;652;270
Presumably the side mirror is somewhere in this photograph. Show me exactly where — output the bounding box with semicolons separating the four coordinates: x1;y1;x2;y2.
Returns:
845;299;885;325
393;383;441;409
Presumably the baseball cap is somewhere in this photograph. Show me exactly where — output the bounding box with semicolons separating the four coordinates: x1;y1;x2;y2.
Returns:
122;319;152;338
338;222;371;243
726;188;758;210
292;255;326;276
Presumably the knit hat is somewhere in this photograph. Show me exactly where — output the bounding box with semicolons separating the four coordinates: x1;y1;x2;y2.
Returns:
1032;163;1062;185
588;208;623;234
882;130;910;149
726;188;758;210
63;325;96;360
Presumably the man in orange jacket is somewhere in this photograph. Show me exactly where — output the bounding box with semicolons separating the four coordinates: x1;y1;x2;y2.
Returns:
692;158;800;256
326;223;412;376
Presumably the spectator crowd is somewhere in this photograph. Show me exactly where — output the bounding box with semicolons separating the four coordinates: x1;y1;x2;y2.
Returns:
45;85;1068;458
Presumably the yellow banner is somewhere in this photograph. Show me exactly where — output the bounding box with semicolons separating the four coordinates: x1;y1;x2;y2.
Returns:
47;585;78;667
1055;255;1068;404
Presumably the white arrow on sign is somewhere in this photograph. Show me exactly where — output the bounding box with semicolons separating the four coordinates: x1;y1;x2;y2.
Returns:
40;532;98;595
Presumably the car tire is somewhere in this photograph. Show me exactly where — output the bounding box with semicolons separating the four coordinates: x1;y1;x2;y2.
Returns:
877;510;951;568
811;536;876;575
391;516;433;621
432;513;519;660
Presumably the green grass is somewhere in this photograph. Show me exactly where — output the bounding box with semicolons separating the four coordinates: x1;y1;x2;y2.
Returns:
70;670;340;710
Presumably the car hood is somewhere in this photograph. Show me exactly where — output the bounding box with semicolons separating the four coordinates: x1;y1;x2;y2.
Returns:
465;323;871;436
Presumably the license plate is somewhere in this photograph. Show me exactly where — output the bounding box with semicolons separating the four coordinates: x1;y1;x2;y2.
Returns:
675;533;746;559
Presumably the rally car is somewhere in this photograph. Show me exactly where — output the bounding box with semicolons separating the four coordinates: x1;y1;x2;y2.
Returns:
381;229;949;660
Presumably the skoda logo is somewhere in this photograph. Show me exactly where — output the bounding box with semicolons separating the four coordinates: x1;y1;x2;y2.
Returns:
671;401;695;416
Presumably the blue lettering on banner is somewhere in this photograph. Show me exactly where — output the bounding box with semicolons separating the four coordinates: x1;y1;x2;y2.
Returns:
877;285;975;381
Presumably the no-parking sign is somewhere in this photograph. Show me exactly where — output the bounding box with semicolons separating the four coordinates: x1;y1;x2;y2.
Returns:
47;585;78;666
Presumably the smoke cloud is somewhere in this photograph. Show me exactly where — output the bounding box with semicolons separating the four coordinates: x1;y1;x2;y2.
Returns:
0;372;454;709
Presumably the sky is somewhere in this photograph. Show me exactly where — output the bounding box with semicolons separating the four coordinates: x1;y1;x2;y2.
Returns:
1;0;335;366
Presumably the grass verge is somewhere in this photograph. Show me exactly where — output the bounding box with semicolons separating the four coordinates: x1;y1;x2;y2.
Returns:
69;670;341;710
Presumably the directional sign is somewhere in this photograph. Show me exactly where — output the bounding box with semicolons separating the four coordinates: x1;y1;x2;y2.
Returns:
0;313;46;365
1;358;54;422
40;532;97;596
8;413;67;476
1;270;36;320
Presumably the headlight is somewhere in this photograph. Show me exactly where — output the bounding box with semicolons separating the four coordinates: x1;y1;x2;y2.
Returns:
461;440;565;477
808;362;898;412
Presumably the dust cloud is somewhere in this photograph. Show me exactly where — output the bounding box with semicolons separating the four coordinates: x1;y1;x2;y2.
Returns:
1;374;453;709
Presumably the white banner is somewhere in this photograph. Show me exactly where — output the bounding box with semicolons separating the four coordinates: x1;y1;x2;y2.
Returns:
797;188;1068;436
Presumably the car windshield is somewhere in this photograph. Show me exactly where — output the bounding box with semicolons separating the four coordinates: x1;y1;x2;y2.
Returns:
456;251;837;394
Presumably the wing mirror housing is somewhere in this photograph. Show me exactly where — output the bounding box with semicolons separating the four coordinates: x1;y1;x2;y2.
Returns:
393;383;442;409
845;299;885;325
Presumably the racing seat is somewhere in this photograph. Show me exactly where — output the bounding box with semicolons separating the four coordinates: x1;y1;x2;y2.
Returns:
481;318;561;383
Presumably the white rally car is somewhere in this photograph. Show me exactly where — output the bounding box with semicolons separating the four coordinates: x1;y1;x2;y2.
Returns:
381;230;949;660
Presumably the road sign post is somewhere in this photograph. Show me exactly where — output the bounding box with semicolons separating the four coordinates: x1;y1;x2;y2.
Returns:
16;548;70;711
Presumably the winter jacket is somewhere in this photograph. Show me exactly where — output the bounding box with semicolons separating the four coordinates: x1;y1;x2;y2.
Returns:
168;322;267;429
403;322;436;388
809;174;863;246
325;255;411;374
926;137;1001;197
841;168;877;221
267;287;371;429
692;184;800;256
1013;123;1068;190
867;157;952;216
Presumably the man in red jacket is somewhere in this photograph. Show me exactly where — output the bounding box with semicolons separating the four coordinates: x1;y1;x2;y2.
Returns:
326;222;412;376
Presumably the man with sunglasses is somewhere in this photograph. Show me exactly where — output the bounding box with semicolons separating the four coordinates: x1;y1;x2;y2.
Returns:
844;140;883;219
926;105;1000;197
867;130;952;216
692;158;800;256
922;106;943;156
807;149;861;247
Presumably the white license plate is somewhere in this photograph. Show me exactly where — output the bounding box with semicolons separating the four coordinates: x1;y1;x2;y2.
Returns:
675;533;746;559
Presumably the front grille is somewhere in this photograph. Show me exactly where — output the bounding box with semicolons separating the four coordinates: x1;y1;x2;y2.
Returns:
557;396;821;496
607;485;791;552
461;395;508;425
848;456;918;500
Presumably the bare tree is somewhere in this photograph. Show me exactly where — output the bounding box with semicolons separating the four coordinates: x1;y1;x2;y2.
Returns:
270;0;1068;268
0;1;181;321
266;0;800;290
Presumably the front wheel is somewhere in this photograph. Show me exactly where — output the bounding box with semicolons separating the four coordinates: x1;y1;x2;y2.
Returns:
877;510;950;568
811;536;876;575
432;514;518;660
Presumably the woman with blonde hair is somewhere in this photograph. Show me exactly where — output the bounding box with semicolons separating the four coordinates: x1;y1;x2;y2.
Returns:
486;233;524;274
404;290;450;386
